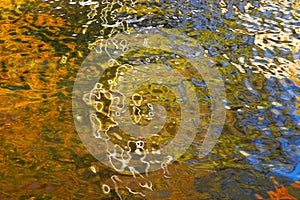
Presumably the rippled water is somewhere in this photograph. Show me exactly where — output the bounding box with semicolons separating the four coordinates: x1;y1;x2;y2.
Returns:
0;0;299;199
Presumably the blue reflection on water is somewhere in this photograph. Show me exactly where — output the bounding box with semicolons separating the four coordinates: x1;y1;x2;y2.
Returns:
237;77;300;181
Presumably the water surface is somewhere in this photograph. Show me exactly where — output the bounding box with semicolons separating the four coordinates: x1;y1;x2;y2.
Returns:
0;0;299;199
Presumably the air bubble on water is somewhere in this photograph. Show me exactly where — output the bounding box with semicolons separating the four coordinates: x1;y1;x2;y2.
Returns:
95;83;102;89
108;80;113;84
102;184;110;194
90;166;97;173
132;93;143;106
147;103;153;110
